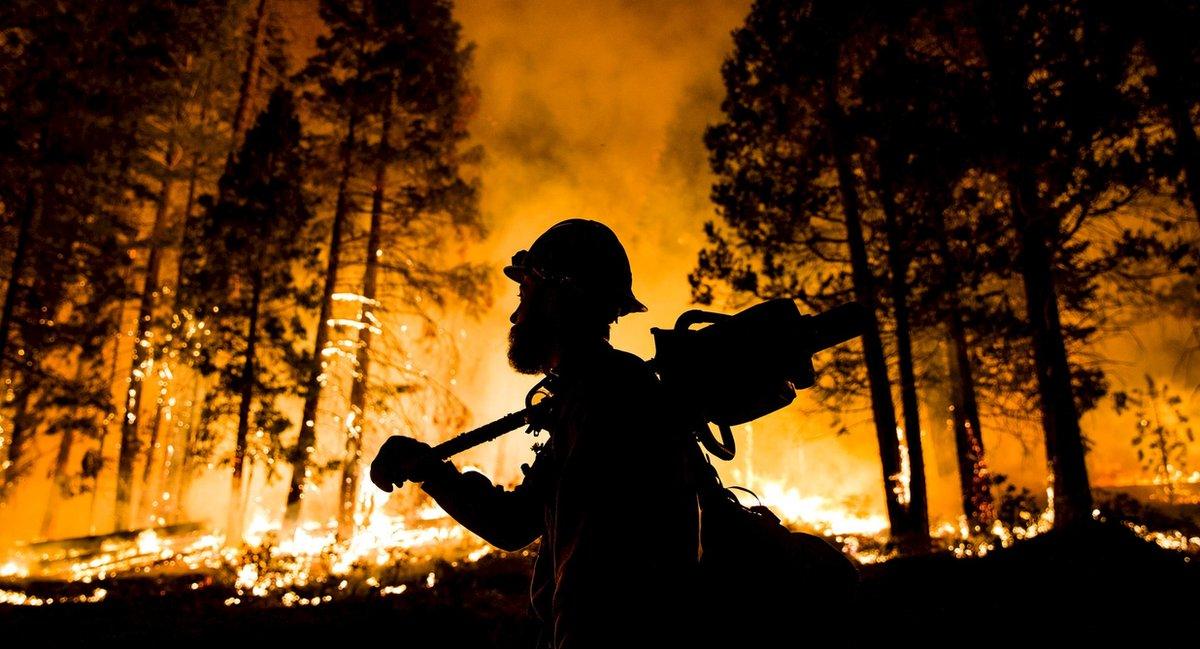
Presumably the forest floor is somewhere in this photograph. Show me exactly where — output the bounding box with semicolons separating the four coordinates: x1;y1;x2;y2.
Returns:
2;516;1196;646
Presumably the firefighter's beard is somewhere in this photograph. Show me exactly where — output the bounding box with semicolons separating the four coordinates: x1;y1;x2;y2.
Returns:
508;315;557;375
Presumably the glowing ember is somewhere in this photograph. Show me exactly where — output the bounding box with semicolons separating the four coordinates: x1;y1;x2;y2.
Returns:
0;560;29;579
0;588;107;607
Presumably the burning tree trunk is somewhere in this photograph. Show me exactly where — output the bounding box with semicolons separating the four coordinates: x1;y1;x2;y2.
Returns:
158;143;207;526
136;381;168;525
284;112;358;533
337;99;393;541
877;185;931;547
171;378;208;525
115;145;178;531
137;183;196;526
90;294;129;534
975;4;1094;527
933;210;993;526
825;90;922;546
944;320;992;524
228;269;264;542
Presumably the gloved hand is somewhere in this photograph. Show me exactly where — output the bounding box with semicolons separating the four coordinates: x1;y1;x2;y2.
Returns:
369;436;454;492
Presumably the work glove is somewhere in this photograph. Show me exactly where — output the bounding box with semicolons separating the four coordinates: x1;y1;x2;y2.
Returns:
369;435;455;492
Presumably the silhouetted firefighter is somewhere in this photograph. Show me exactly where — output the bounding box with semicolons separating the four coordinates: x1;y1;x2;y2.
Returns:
371;219;859;648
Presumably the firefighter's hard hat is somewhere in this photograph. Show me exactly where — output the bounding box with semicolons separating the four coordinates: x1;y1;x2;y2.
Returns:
504;219;647;318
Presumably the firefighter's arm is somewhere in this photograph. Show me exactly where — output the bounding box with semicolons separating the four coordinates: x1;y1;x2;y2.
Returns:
421;463;545;551
370;435;544;551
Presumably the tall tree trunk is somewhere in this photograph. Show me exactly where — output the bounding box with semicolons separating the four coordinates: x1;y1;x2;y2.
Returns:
0;185;37;381
1007;171;1093;526
337;101;393;541
976;3;1093;527
0;188;36;508
284;112;358;533
152;406;182;526
933;211;993;526
172;376;206;524
136;383;167;525
91;292;130;535
115;150;177;531
175;151;204;289
40;364;88;539
149;151;204;528
877;185;931;547
944;318;992;524
0;385;33;506
824;82;917;545
229;0;270;155
228;271;264;543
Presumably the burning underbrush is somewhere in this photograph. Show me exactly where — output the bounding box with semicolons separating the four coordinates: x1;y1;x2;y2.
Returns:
1;493;1197;646
2;486;1196;613
0;505;500;607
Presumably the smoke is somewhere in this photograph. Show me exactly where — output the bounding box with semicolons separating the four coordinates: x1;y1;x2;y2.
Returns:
442;0;893;518
445;0;751;474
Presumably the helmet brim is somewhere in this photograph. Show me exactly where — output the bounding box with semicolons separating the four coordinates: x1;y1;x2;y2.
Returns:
620;295;648;316
502;265;526;282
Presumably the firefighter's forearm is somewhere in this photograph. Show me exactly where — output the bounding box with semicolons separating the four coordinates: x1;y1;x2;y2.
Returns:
421;470;541;551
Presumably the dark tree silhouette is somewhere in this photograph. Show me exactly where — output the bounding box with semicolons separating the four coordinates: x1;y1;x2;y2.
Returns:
180;88;319;542
278;0;487;540
694;0;931;547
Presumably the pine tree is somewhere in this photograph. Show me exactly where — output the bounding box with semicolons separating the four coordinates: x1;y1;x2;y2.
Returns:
181;88;319;543
0;1;202;519
694;0;930;547
857;39;997;526
281;0;370;532
110;0;252;532
966;0;1151;526
280;0;487;540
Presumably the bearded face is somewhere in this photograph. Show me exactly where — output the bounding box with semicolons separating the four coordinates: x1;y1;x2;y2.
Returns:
507;280;558;375
508;311;557;375
507;277;615;374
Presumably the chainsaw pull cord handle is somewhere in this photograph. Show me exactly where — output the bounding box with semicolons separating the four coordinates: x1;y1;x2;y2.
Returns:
673;310;737;461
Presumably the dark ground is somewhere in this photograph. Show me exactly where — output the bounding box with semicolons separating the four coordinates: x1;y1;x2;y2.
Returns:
2;520;1196;646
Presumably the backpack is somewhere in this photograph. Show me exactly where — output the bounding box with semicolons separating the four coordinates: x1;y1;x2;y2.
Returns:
684;443;862;644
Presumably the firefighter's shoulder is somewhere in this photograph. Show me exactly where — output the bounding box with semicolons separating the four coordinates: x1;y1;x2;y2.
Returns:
589;346;659;396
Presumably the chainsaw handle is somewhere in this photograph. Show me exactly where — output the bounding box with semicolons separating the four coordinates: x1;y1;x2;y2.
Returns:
697;421;736;461
673;309;730;332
